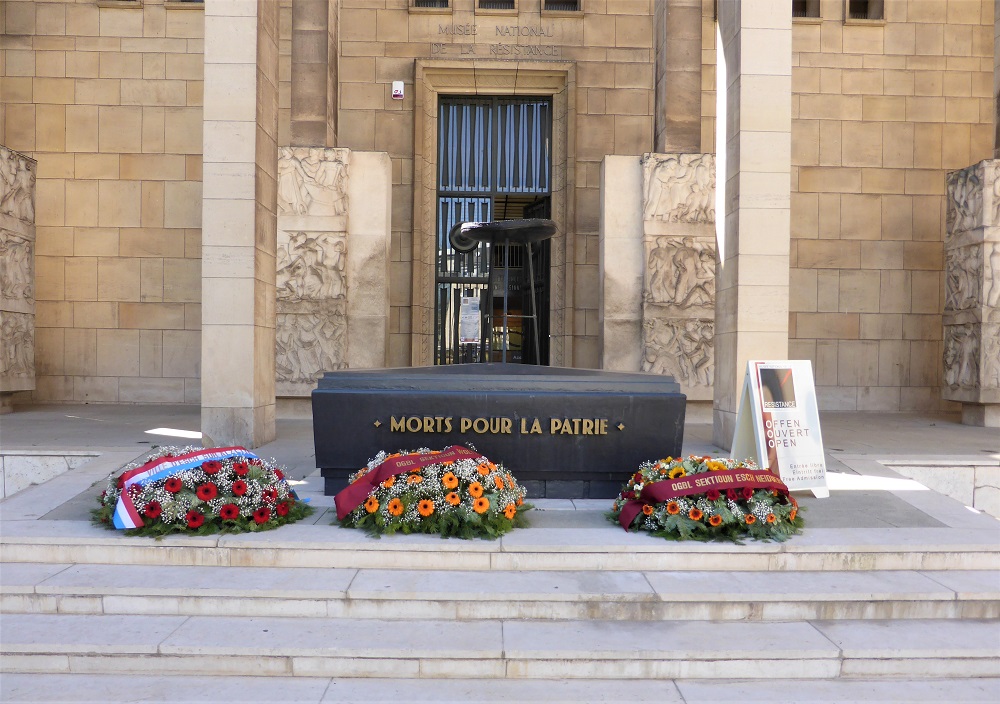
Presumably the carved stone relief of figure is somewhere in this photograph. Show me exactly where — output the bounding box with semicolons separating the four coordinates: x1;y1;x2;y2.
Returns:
982;330;1000;389
277;147;348;218
646;236;715;308
0;148;36;223
276;307;347;384
641;317;714;387
277;232;346;303
642;154;716;224
947;165;982;236
944;325;979;389
0;230;33;302
0;311;34;378
986;242;1000;309
945;245;982;311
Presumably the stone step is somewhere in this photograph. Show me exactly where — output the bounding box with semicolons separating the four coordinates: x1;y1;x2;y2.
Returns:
3;518;999;572
2;613;997;681
2;563;998;621
3;673;999;704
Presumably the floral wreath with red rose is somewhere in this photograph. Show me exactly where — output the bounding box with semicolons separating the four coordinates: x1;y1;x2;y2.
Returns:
609;455;803;542
92;446;313;537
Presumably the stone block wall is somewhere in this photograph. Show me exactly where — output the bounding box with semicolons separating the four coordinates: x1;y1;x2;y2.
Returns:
1;0;205;404
0;146;37;409
787;0;994;411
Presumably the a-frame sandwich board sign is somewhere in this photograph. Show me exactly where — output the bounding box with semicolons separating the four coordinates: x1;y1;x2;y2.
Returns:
731;360;829;499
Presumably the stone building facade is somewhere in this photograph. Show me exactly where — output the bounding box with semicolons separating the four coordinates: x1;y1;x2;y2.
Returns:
1;0;997;443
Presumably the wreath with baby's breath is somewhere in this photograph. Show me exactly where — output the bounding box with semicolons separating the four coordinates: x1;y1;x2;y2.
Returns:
92;446;313;537
338;448;531;539
609;455;803;543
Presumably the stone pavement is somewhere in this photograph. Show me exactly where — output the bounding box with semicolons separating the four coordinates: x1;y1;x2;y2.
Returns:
1;405;999;703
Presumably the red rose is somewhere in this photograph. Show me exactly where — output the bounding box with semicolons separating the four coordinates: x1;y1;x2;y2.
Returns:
275;501;290;517
165;477;183;493
185;509;205;529
143;501;162;519
219;503;239;520
274;469;284;481
196;482;218;501
742;487;754;500
231;480;248;497
621;491;635;500
706;489;721;501
233;461;249;476
262;487;278;504
253;507;271;524
726;488;738;501
249;458;263;466
202;460;222;475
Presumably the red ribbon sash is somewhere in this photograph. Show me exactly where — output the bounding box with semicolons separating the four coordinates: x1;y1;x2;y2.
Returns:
619;468;789;531
335;445;485;520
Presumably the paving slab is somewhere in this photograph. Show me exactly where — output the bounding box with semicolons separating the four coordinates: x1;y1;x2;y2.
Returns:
677;677;1000;703
810;618;1000;658
0;613;188;654
920;570;1000;599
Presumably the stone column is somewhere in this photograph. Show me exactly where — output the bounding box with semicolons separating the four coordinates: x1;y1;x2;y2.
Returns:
654;0;704;153
713;1;793;449
201;0;280;448
291;0;338;147
0;147;37;413
943;162;1000;427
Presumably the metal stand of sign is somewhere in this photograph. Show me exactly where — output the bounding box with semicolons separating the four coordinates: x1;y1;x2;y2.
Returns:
449;219;556;365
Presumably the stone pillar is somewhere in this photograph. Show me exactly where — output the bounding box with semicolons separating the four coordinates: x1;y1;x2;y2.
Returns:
274;148;391;397
291;0;338;147
713;1;792;449
201;0;280;448
599;156;644;371
640;153;716;400
0;147;37;413
943;161;1000;427
654;0;704;153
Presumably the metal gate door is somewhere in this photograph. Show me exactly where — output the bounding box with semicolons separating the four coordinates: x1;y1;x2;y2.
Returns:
434;96;552;365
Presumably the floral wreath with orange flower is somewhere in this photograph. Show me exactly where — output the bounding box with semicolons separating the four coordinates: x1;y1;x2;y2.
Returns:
92;446;313;538
608;455;803;542
338;447;531;539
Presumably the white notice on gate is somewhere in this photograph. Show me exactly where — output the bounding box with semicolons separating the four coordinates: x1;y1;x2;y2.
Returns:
459;297;481;345
731;360;828;497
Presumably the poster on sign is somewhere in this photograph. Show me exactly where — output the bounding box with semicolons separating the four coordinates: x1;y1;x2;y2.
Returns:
731;360;829;498
459;297;481;345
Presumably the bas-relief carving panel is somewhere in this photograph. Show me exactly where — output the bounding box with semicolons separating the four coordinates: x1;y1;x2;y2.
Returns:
276;147;350;396
0;146;36;396
943;159;1000;407
639;153;716;398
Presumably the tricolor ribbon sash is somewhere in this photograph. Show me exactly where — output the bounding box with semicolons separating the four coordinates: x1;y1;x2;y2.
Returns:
619;468;790;531
335;445;484;520
113;446;259;530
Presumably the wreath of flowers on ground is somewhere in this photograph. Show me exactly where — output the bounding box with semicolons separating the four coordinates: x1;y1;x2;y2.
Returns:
92;445;313;537
609;455;803;542
336;445;530;539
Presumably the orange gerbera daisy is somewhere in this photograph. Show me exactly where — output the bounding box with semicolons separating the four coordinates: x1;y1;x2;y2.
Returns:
468;481;484;498
442;472;458;489
745;514;756;525
666;501;680;515
364;496;379;513
516;497;523;506
642;504;654;516
445;491;460;506
709;514;723;527
688;508;703;521
789;508;798;521
504;503;516;520
381;476;395;489
418;499;434;517
407;474;423;484
387;498;404;516
487;461;497;470
766;513;776;524
473;497;490;514
477;463;490;476
494;475;505;490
